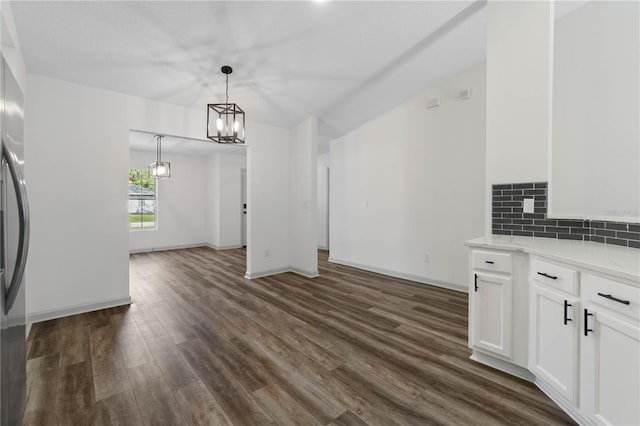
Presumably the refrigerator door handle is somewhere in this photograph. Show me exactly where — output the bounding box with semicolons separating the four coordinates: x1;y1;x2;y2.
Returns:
2;138;29;312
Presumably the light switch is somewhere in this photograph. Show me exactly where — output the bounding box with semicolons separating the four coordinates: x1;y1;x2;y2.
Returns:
523;198;535;214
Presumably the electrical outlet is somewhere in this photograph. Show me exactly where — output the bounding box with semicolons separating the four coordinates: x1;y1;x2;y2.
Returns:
424;252;430;263
264;248;270;257
523;198;535;214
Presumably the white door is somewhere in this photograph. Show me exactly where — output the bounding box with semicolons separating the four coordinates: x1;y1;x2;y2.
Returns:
472;273;512;358
530;284;579;403
581;307;640;426
241;168;247;247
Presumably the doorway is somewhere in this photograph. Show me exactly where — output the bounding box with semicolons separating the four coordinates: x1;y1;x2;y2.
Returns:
326;167;330;251
241;168;247;247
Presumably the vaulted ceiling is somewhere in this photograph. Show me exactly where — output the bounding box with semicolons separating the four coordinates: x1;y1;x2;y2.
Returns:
12;1;487;138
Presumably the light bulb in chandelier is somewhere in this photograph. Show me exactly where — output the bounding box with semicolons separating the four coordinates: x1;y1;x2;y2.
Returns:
206;65;245;144
150;135;171;179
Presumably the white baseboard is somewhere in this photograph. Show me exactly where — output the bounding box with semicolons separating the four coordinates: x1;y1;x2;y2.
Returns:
245;267;292;280
129;243;207;254
27;296;132;334
534;377;589;425
245;266;319;280
291;267;320;278
470;351;534;382
327;256;467;293
205;243;244;251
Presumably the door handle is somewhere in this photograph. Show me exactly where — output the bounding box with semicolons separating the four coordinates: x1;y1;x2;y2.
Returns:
584;308;594;336
2;140;30;313
537;272;558;280
597;292;630;305
474;273;478;292
563;300;572;325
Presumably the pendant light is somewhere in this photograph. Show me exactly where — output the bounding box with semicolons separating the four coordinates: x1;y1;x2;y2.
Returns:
207;65;245;144
150;135;171;179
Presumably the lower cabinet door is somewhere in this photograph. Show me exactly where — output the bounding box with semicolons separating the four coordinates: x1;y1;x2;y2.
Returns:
472;273;512;358
580;307;640;426
529;284;579;404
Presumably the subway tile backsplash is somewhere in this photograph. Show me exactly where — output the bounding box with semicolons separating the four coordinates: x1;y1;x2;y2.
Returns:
492;182;640;249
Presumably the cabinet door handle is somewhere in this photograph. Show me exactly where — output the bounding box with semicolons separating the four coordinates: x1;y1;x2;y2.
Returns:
584;309;594;336
484;261;494;264
474;273;478;292
563;300;572;325
537;272;558;280
597;292;630;305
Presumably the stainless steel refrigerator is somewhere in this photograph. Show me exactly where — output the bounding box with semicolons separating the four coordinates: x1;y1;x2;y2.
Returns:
0;55;29;425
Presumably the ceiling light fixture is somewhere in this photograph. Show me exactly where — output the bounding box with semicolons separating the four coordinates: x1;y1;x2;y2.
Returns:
150;135;171;179
207;65;245;144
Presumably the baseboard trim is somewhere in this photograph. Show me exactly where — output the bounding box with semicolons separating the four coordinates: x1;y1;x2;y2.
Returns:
534;377;589;425
290;267;320;278
130;243;207;254
205;243;244;251
327;257;467;293
470;351;534;382
27;296;132;334
245;266;320;280
245;267;292;280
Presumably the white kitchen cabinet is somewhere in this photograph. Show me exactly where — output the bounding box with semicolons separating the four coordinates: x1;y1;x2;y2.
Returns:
465;236;640;426
529;283;579;404
580;273;640;426
472;272;513;358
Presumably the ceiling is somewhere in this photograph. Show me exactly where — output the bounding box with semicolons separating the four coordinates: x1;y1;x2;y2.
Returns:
12;1;487;139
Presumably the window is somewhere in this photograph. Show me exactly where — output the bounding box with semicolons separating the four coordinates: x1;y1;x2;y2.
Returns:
129;168;156;230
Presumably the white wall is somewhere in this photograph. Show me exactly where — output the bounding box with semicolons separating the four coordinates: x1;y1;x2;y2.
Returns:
25;74;206;318
550;1;639;221
329;62;486;290
289;117;318;277
317;152;329;249
485;1;553;233
206;152;246;249
129;149;208;252
0;2;26;92
245;121;292;278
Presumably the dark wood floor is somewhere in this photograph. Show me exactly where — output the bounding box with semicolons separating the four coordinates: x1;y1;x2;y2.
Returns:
24;247;574;425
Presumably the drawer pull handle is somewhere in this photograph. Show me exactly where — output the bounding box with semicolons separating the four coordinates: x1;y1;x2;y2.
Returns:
537;272;558;280
563;300;572;325
584;309;594;336
485;261;494;264
597;293;630;305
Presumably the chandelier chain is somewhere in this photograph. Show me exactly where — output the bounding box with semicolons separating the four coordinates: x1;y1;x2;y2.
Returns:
226;74;229;105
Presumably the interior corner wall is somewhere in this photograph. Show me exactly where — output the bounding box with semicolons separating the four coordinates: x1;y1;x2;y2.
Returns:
289;117;318;276
317;152;330;250
24;74;205;319
245;121;292;278
485;1;552;234
329;62;486;290
129;149;208;252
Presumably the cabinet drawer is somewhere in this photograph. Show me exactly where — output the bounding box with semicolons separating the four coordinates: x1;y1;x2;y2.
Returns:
472;250;512;274
530;258;578;295
583;273;640;322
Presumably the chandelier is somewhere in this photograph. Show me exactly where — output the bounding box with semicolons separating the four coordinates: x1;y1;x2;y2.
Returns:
150;135;171;179
207;65;245;144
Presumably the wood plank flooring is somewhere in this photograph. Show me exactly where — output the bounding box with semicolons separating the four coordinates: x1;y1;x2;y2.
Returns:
24;247;575;425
